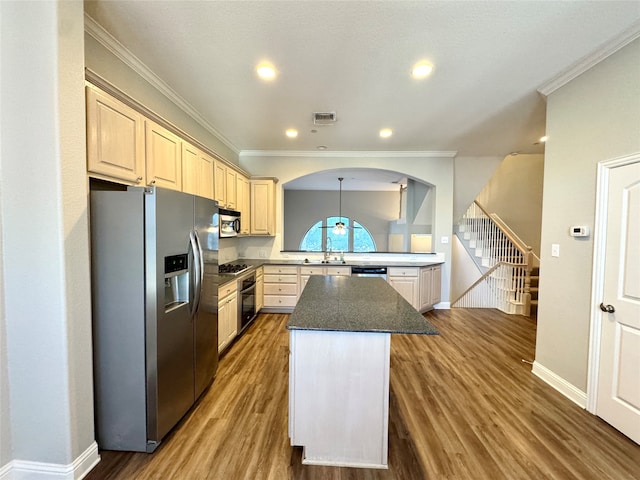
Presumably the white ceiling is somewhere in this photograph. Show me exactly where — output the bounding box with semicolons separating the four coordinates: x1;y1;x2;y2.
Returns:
85;1;640;168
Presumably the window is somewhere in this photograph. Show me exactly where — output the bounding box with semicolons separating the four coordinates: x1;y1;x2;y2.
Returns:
299;217;376;252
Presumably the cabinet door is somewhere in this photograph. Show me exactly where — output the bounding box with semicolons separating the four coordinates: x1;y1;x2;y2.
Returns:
250;179;276;235
86;86;145;184
430;266;442;306
145;120;182;191
236;174;250;234
300;275;310;294
213;160;226;206
242;176;251;234
225;168;237;209
227;293;238;343
256;269;264;312
181;141;199;196
218;299;228;352
388;277;419;309
420;267;433;310
199;151;214;200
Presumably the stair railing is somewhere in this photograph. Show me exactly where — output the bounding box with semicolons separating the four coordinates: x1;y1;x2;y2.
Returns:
454;201;536;315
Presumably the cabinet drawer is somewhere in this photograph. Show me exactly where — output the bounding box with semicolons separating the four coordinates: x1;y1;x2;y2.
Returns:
263;265;298;275
299;266;325;275
326;267;350;276
264;295;298;308
219;283;237;299
264;274;297;284
264;283;298;296
387;267;419;277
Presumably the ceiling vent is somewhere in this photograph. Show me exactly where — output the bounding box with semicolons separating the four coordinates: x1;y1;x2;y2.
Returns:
313;112;337;125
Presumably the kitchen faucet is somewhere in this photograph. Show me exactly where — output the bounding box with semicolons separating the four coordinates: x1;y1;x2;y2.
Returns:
324;237;332;262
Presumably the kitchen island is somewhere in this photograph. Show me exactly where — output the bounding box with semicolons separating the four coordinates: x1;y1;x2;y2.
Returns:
287;275;438;469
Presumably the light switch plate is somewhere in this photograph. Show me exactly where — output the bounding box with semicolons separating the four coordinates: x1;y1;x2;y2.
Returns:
441;236;449;244
551;244;560;257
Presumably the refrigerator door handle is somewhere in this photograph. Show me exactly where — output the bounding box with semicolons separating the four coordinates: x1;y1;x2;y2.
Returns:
189;230;203;317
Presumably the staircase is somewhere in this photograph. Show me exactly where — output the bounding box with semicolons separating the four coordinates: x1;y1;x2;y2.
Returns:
529;266;539;317
453;201;539;316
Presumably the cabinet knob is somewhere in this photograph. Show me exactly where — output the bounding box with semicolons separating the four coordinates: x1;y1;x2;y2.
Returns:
149;178;156;185
136;176;143;183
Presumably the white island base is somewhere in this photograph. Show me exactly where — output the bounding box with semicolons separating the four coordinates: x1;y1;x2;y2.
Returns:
288;329;391;469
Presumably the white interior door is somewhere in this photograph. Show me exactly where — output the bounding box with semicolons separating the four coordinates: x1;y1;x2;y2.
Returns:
596;159;640;444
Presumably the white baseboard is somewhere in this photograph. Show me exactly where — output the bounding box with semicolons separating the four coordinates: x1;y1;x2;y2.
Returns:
1;442;100;480
532;361;587;408
0;462;12;480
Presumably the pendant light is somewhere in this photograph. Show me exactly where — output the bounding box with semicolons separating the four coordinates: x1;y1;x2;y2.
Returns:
332;177;347;235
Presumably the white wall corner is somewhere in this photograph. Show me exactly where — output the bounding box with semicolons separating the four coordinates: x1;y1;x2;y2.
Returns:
532;361;587;409
4;442;100;480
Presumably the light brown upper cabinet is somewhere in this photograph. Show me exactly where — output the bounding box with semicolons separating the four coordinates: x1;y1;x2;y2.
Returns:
145;120;182;191
181;141;200;196
182;142;214;199
86;85;145;185
198;151;215;200
250;178;277;236
214;160;226;206
236;174;251;235
225;168;237;210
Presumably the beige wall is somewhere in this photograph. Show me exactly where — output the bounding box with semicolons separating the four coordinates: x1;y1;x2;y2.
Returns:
240;154;454;302
535;38;640;392
1;0;97;472
453;156;503;222
476;154;544;256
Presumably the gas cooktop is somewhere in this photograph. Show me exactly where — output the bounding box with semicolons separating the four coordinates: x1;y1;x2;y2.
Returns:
219;263;251;275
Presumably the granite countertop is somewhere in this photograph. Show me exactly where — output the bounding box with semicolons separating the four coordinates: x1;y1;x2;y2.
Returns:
286;276;439;335
246;259;444;268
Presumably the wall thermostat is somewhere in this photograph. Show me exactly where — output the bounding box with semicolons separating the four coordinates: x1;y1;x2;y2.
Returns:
570;226;590;238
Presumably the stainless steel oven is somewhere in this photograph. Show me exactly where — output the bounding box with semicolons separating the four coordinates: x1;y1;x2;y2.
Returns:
238;272;257;332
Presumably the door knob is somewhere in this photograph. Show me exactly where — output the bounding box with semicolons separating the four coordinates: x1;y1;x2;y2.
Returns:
599;303;615;313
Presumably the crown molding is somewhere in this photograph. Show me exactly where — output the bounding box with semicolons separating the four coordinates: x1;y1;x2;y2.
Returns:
538;20;640;97
239;150;457;158
84;13;239;155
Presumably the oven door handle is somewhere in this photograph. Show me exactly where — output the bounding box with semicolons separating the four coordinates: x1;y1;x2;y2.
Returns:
240;283;256;295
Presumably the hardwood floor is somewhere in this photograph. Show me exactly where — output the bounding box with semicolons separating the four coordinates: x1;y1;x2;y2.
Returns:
85;309;639;480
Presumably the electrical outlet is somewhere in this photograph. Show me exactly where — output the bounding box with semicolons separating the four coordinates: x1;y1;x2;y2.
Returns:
259;250;266;258
551;244;560;257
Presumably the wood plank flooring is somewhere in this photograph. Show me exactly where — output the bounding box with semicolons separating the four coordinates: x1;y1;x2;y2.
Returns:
85;309;639;480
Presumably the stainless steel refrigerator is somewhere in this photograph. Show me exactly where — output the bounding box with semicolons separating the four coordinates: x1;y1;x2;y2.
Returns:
90;186;219;452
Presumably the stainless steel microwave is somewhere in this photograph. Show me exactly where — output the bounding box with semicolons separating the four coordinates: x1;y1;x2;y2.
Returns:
219;208;241;237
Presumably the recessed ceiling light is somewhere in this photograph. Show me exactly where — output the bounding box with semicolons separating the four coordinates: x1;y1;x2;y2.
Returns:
540;135;548;142
411;61;433;78
256;62;276;80
285;129;298;138
379;128;393;138
317;145;328;150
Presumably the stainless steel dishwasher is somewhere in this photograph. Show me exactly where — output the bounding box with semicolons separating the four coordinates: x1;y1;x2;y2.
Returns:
350;266;387;280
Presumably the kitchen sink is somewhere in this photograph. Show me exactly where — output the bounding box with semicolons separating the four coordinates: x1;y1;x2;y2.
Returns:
302;259;347;265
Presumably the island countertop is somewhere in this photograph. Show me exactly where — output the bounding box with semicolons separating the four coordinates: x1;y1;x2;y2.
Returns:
286;276;438;335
